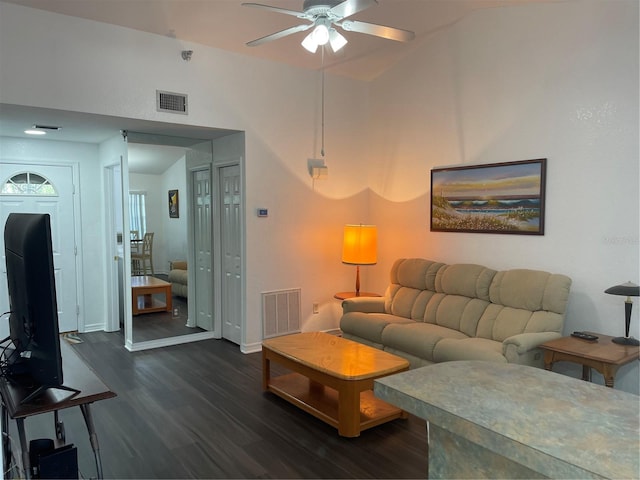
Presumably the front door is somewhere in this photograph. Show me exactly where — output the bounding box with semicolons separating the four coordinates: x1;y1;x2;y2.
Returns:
0;163;78;334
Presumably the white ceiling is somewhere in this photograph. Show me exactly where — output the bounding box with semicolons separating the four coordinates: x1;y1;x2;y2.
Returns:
0;104;237;173
1;0;558;172
2;0;558;81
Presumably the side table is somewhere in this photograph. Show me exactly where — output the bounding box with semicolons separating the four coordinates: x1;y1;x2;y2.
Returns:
334;292;381;300
540;332;640;388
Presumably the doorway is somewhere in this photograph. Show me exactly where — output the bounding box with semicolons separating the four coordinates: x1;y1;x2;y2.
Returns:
123;132;217;350
0;162;80;335
0;104;245;351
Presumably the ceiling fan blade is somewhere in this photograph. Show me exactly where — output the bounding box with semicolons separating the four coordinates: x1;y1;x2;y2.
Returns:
246;24;312;47
340;20;415;42
241;3;305;18
330;0;377;20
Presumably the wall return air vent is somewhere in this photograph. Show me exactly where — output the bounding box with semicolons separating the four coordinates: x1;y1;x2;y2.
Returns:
156;90;188;114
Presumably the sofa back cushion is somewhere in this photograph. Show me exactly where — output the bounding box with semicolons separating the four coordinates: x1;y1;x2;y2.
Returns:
489;269;571;314
386;259;443;320
474;269;572;341
425;264;497;336
435;264;496;301
384;258;571;340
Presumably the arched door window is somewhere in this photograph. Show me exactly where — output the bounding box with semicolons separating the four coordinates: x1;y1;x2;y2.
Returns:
1;172;57;195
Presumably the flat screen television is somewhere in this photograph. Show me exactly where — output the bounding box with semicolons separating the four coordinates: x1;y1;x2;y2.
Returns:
3;213;77;403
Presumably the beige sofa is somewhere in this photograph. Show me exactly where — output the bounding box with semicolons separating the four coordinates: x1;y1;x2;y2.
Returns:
168;261;188;298
340;258;572;368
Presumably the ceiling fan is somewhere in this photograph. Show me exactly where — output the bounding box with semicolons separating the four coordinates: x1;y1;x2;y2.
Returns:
242;0;415;53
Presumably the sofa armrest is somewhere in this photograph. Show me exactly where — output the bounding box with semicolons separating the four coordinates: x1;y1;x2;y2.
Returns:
502;332;562;355
342;297;386;314
502;332;562;365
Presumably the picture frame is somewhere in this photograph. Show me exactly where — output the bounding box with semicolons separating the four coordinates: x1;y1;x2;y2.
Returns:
168;189;179;218
431;158;546;235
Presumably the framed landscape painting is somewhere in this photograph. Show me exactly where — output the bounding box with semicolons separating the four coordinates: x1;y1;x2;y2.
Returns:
431;158;546;235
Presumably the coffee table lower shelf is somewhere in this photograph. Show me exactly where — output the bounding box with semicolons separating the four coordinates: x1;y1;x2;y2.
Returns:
267;373;405;437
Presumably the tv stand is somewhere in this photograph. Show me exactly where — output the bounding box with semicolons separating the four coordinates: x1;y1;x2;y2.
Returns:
0;341;116;479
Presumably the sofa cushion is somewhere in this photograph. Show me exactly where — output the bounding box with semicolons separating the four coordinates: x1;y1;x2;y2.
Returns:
382;323;467;362
430;295;491;337
433;337;507;363
435;264;496;301
168;269;188;285
391;258;443;290
340;312;414;344
385;259;444;316
489;269;571;314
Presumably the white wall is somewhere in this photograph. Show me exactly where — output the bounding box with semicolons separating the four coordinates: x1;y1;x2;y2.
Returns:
366;0;639;393
0;2;369;352
129;156;189;275
0;137;105;332
162;158;189;270
1;1;637;393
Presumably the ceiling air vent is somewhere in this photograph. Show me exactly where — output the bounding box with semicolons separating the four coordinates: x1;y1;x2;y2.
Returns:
156;90;188;115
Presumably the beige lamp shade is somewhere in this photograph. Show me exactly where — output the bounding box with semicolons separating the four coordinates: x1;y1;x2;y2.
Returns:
342;225;377;265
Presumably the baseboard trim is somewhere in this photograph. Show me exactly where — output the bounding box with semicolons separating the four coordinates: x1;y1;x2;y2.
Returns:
126;331;217;352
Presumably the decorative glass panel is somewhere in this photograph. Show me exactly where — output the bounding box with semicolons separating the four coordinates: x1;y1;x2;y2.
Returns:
1;172;57;195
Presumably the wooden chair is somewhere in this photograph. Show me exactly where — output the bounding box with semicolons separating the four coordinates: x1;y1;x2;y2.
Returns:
130;230;141;255
131;232;154;275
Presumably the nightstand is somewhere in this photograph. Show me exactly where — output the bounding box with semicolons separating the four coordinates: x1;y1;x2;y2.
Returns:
540;332;640;388
334;292;381;300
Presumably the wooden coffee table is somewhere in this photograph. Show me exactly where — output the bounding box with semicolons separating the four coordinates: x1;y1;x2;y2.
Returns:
131;275;172;316
262;332;410;437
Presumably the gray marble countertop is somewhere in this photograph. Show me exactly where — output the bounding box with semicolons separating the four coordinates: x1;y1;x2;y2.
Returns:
375;361;639;479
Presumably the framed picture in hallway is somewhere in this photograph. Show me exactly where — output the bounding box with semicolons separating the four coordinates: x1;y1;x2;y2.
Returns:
431;158;546;235
169;189;179;218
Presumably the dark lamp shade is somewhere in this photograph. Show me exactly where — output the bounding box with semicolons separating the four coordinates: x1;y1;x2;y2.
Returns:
604;282;640;297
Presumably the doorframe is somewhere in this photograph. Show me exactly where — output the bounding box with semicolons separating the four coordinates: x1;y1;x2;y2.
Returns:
124;134;219;352
0;158;84;333
103;161;122;333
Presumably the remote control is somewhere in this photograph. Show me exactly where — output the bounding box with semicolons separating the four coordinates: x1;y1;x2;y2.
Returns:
571;331;598;341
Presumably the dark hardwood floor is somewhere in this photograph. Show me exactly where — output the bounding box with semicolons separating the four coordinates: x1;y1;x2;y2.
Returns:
132;275;206;343
13;332;428;479
132;294;206;342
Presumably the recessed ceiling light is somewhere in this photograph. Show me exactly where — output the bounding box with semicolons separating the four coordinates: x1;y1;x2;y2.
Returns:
24;124;62;136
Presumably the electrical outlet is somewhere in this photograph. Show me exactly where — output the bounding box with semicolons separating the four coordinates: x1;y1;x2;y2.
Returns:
312;303;319;314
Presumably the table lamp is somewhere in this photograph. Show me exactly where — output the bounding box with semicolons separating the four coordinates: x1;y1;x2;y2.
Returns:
604;281;640;346
342;224;377;296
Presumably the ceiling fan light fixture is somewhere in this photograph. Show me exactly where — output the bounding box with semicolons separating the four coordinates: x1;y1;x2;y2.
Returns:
329;28;347;52
312;22;330;45
301;32;319;53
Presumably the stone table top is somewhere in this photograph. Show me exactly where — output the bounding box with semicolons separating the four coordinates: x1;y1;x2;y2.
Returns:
374;361;639;479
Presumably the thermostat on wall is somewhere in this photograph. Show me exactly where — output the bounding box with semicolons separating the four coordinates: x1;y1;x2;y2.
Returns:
257;208;268;217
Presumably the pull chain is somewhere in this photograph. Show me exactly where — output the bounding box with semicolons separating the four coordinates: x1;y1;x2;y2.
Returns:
321;47;325;158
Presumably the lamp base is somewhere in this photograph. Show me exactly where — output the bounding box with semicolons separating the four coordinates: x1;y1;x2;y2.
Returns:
612;336;640;346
